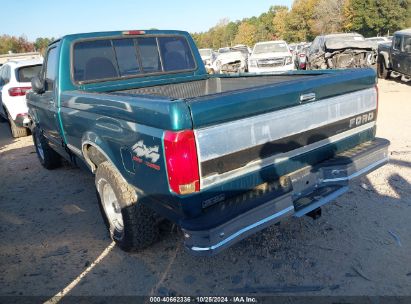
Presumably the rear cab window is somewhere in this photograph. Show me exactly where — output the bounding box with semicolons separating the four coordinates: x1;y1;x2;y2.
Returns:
16;65;42;83
137;37;162;73
73;35;196;83
73;40;118;82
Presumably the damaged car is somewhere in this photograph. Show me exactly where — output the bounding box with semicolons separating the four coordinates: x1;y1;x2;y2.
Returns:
199;48;217;74
307;33;377;70
213;48;247;74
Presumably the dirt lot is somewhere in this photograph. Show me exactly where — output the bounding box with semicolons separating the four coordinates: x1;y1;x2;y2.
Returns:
1;79;411;300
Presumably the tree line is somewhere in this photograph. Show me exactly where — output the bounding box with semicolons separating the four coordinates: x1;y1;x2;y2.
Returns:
1;0;409;54
0;35;54;55
192;0;411;48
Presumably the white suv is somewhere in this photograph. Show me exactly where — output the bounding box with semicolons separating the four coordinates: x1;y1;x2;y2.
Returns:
0;59;43;137
248;41;295;73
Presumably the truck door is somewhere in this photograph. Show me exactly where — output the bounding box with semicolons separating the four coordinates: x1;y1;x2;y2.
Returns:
30;45;62;144
401;35;411;76
391;35;403;73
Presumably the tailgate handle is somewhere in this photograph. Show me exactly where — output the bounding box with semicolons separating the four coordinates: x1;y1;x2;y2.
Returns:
300;93;316;103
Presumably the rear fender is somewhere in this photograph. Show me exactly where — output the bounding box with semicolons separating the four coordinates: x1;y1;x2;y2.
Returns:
81;131;119;175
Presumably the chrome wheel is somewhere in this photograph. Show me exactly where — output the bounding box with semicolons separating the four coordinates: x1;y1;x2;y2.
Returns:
99;178;124;237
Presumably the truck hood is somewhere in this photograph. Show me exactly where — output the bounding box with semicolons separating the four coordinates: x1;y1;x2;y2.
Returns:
325;39;376;51
249;52;291;60
216;52;246;64
201;55;212;61
377;42;391;52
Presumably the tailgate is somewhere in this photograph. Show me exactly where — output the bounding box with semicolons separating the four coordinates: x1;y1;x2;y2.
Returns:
190;69;378;189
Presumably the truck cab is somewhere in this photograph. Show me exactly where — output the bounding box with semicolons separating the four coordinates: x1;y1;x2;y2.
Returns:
378;28;411;80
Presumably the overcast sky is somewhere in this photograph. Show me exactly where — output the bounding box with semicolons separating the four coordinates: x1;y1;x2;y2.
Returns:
1;0;293;41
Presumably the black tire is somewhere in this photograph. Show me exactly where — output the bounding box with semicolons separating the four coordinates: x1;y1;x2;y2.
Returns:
377;57;390;79
0;111;7;122
32;126;62;169
8;113;29;138
95;161;159;251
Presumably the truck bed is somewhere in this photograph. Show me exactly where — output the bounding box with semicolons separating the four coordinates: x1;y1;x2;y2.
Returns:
103;69;377;130
113;75;316;100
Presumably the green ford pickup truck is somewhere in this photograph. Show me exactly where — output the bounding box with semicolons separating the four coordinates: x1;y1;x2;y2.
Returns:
27;30;389;255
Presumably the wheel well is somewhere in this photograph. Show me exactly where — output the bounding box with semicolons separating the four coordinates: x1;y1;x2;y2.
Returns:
83;144;108;172
378;52;390;68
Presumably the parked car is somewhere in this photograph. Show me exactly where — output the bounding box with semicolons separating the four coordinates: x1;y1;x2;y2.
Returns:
213;49;248;74
307;33;377;70
248;40;295;73
0;58;43;137
230;44;252;71
27;30;389;256
199;48;217;74
294;43;310;70
377;28;411;81
296;51;307;70
291;43;303;66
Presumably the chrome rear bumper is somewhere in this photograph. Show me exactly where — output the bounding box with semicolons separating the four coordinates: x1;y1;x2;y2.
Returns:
183;138;390;255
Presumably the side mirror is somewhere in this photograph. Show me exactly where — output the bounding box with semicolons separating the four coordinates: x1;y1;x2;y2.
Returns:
32;75;45;94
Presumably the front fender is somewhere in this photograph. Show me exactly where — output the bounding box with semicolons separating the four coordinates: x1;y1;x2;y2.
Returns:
378;51;391;69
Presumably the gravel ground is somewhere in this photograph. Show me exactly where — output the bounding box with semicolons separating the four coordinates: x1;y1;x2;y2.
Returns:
0;79;410;300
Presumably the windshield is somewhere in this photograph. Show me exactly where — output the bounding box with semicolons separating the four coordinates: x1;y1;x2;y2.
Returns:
231;47;249;55
253;42;288;54
199;49;212;57
218;48;230;53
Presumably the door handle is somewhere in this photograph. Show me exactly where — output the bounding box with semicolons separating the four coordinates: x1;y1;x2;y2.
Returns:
300;93;316;103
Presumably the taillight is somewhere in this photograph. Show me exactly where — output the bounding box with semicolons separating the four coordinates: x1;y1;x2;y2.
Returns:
123;30;145;35
163;130;200;195
8;87;31;97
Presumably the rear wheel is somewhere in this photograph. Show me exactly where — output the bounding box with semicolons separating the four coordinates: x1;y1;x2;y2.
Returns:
32;126;62;169
8;113;29;138
0;109;7;122
95;161;159;251
377;57;390;79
